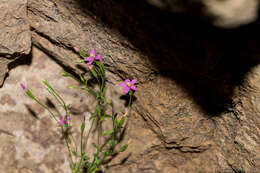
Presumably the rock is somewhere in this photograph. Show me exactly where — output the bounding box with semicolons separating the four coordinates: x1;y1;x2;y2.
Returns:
0;0;31;85
1;0;260;172
146;0;259;28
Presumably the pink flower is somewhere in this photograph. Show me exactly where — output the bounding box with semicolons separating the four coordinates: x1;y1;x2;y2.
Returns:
59;115;71;125
73;47;79;52
84;49;103;68
20;83;26;90
120;79;137;94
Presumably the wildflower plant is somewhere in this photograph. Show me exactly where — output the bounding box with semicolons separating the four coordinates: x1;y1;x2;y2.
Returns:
21;48;137;173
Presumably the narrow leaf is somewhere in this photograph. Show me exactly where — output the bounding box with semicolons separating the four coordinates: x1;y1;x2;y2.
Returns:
90;68;98;80
81;122;85;132
79;50;87;58
79;74;85;82
67;86;80;90
120;144;128;152
104;130;114;136
118;117;125;128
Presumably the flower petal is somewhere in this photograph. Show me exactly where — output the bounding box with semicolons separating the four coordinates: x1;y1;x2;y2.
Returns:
125;79;130;83
130;85;137;91
73;47;79;52
124;87;130;94
131;79;137;85
20;83;26;90
95;55;103;63
89;48;96;57
84;57;92;62
59;117;64;125
93;48;96;56
87;60;93;66
120;83;127;87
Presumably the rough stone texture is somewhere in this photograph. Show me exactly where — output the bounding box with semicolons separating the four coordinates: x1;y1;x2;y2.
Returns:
0;0;31;85
1;0;260;172
146;0;260;28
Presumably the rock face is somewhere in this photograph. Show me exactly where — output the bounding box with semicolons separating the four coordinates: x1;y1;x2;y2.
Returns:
146;0;260;28
0;0;31;85
1;0;260;173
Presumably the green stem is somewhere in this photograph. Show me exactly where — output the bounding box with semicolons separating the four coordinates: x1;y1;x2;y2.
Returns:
85;116;96;150
128;91;132;109
32;98;58;123
62;127;74;166
78;123;84;171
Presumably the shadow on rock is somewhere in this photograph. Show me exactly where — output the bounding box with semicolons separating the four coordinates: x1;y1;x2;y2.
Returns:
76;0;260;116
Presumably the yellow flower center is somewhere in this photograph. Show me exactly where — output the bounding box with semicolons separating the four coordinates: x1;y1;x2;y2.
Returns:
127;82;131;87
90;53;94;57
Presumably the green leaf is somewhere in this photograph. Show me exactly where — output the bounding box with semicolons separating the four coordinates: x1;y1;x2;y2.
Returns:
104;114;112;118
61;72;71;77
92;143;98;149
104;150;112;156
41;79;54;91
72;150;78;157
113;118;118;129
81;122;85;132
68;86;80;90
95;159;101;165
85;162;91;168
110;140;118;148
89;113;96;120
104;130;114;136
96;61;105;76
92;143;100;151
79;50;87;58
97;106;101;116
106;100;113;107
118;117;125;128
26;90;36;100
79;74;85;82
90;68;98;80
76;59;85;64
46;87;55;96
83;155;90;160
120;144;128;152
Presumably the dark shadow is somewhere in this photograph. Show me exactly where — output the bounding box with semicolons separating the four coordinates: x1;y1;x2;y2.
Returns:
119;94;137;107
45;98;56;109
0;52;33;88
0;129;15;137
25;104;39;119
75;0;260;116
8;52;33;69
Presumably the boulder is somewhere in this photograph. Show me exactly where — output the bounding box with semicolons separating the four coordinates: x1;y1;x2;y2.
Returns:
147;0;259;28
0;0;260;172
0;0;31;85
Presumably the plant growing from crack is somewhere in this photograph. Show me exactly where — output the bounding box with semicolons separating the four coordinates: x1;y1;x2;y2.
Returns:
21;48;137;173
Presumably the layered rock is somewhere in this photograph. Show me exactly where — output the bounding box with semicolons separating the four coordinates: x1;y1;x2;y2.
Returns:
0;0;31;85
146;0;260;28
0;0;260;173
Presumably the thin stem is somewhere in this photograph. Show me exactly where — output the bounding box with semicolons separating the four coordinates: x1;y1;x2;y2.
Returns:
78;123;85;171
62;127;74;166
128;93;132;109
32;98;58;123
85;116;96;150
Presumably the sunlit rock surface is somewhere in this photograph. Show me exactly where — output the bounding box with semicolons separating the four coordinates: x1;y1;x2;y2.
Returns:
0;0;260;172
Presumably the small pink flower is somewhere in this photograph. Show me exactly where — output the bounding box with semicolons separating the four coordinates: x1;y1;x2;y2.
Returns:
59;115;71;125
120;79;137;94
84;49;103;68
20;83;26;90
73;47;79;52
